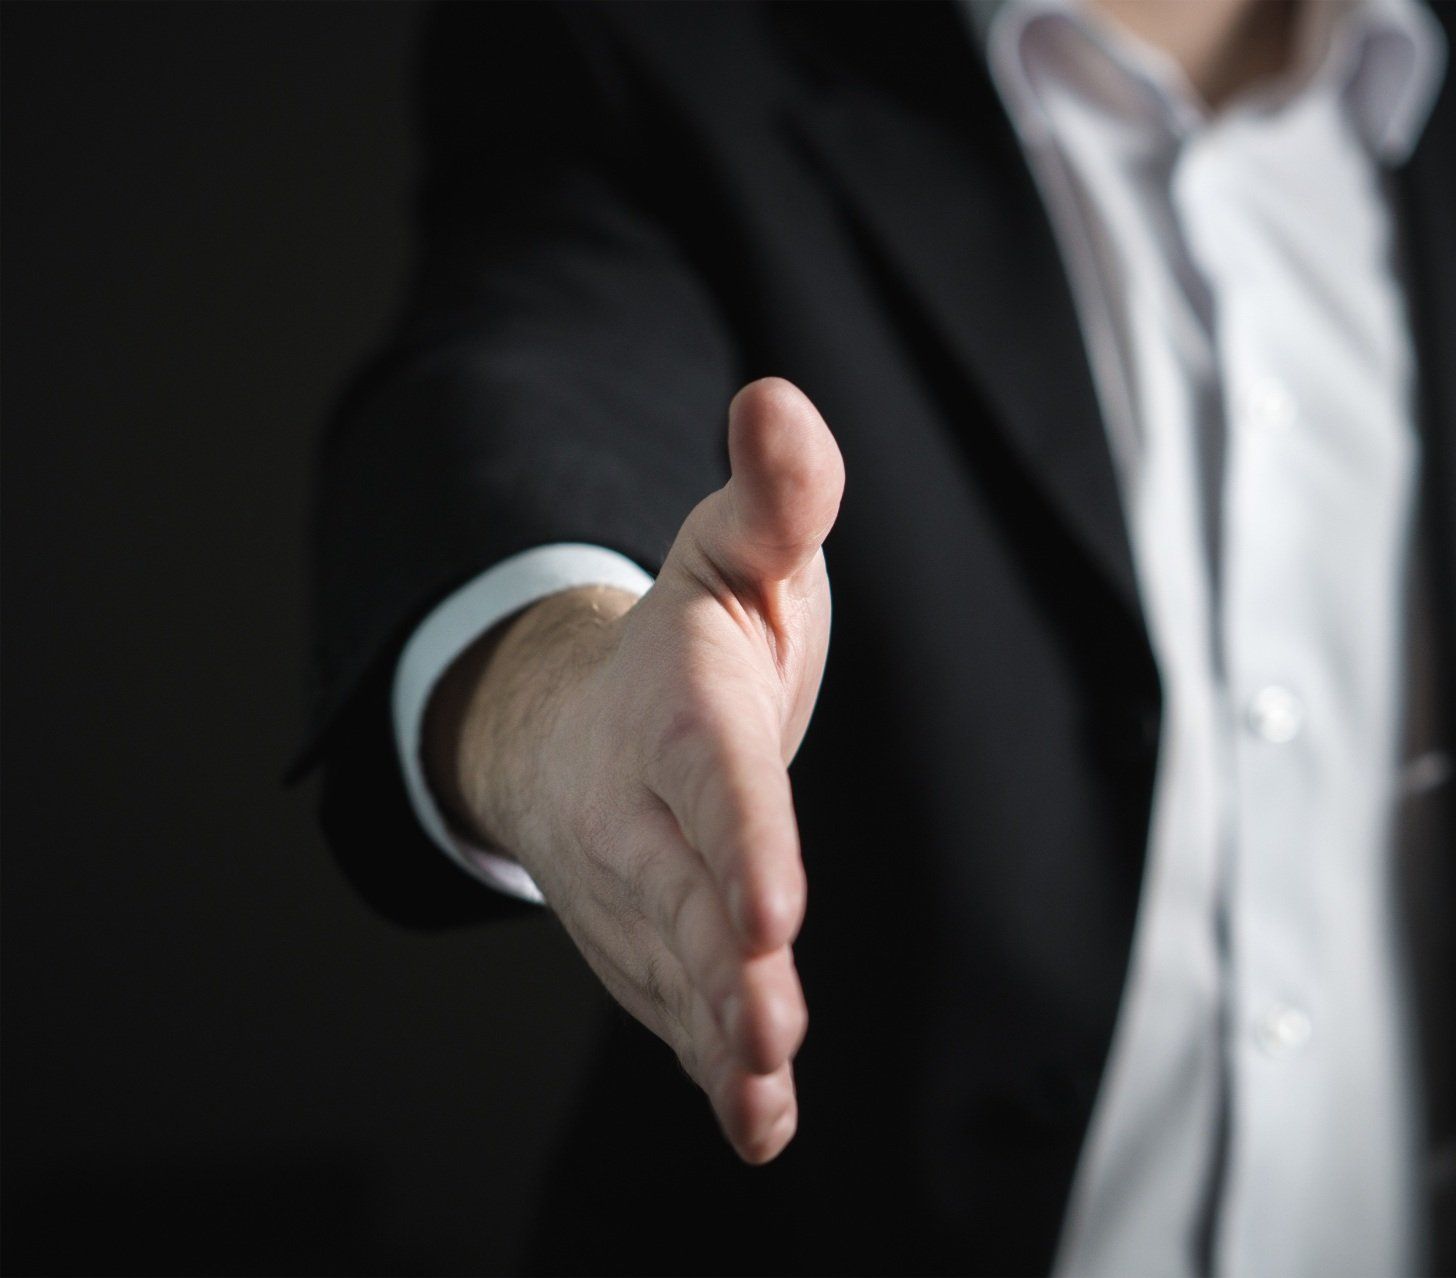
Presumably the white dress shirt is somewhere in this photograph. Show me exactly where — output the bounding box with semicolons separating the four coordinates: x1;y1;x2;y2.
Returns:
391;1;1447;1272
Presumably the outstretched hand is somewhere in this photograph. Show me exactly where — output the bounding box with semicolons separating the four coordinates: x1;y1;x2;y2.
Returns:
429;378;844;1163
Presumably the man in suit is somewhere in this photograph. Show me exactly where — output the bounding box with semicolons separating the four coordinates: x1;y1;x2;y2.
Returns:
297;0;1455;1272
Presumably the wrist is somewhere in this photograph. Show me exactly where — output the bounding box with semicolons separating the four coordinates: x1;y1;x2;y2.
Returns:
422;585;637;854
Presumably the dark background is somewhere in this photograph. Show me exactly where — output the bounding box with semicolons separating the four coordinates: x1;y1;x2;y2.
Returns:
2;4;609;1273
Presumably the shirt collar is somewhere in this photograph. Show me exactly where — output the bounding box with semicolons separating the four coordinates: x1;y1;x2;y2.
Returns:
1338;0;1448;160
961;0;1447;163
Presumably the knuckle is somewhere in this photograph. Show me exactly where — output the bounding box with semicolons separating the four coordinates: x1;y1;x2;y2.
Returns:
656;704;708;758
639;948;694;1044
779;995;809;1060
660;870;695;948
738;872;806;946
744;1002;800;1074
642;949;671;1016
624;832;669;910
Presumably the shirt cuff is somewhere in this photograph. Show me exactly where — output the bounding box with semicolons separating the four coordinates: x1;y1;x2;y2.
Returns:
391;544;656;904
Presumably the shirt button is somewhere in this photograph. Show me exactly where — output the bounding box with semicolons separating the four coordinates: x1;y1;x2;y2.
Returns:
1247;685;1304;743
1254;1004;1313;1058
1242;377;1297;432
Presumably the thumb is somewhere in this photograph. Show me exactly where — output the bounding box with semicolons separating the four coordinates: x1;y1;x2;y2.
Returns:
692;378;845;588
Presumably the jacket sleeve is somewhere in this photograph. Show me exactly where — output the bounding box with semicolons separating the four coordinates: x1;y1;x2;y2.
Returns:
291;1;742;926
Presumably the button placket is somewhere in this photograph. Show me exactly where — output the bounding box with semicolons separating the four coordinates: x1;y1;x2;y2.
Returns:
1245;685;1304;743
1239;376;1298;434
1253;1003;1313;1059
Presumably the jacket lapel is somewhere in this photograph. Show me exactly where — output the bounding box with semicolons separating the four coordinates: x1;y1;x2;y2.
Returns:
777;0;1454;693
778;1;1142;618
1396;44;1456;719
1392;13;1456;1248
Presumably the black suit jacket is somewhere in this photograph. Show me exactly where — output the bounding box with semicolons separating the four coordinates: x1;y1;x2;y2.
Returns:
296;4;1456;1273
